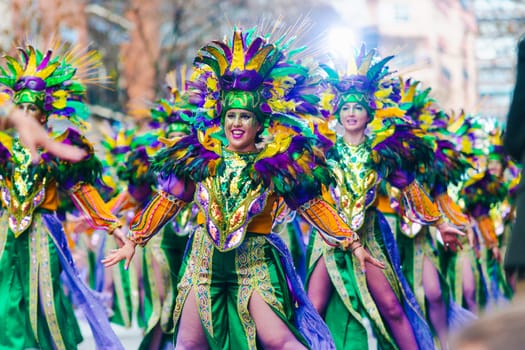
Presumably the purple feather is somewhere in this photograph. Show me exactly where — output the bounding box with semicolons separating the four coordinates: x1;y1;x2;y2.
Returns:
37;50;53;71
245;37;264;62
18;47;29;68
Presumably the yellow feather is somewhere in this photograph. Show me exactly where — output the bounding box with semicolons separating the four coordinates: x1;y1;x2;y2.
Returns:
230;31;246;71
403;82;418;103
0;131;13;151
35;61;60;79
24;46;38;76
5;56;23;77
203;46;229;75
447;110;465;133
357;51;374;76
160;100;173;115
345;57;357;76
246;45;274;71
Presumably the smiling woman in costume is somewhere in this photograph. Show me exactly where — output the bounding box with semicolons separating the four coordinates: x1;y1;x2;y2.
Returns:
104;27;383;349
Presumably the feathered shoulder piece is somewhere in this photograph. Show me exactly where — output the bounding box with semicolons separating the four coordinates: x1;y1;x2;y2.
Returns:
367;123;434;184
432;138;471;190
251;127;333;209
399;78;471;189
461;171;508;210
150;125;222;183
52;128;102;189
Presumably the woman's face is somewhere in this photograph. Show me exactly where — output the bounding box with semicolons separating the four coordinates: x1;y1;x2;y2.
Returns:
223;108;261;152
17;103;46;125
338;102;369;134
167;131;188;139
487;158;503;178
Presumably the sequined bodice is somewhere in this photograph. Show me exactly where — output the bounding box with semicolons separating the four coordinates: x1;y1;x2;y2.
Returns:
196;149;270;251
330;138;378;231
215;149;259;213
0;138;48;236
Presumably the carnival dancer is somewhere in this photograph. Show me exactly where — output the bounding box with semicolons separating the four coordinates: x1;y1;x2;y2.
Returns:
138;70;197;349
104;26;384;350
0;44;124;350
306;46;464;350
460;126;514;307
385;79;475;349
98;125;147;329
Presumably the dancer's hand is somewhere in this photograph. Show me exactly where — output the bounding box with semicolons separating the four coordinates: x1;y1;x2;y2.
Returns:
4;104;87;163
342;239;385;272
111;227;127;248
437;222;464;252
102;237;136;269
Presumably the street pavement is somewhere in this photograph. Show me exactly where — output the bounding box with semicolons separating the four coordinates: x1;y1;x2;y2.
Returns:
78;320;144;349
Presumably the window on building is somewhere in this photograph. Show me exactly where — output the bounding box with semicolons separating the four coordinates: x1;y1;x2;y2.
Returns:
441;66;451;81
394;5;410;22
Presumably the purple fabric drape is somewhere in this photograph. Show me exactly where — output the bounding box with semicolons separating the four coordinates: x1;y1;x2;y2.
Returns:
43;213;124;350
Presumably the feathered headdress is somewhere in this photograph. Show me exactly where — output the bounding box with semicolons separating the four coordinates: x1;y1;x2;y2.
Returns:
99;124;159;192
186;27;322;137
152;26;333;210
0;43;103;128
446;110;486;171
487;123;507;166
320;44;400;120
150;68;192;139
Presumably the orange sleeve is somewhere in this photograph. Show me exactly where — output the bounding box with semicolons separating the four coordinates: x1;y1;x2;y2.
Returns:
475;215;498;249
298;197;358;246
129;190;186;246
401;181;442;225
435;192;469;228
69;183;121;232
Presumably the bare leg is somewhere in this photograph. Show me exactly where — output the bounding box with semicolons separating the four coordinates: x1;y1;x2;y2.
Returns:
422;256;449;350
148;256;167;349
249;291;307;350
461;256;478;314
366;259;418;350
306;256;333;317
174;289;208;350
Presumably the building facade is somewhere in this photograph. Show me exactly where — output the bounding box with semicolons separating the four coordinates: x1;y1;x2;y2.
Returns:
472;0;525;122
328;0;478;114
